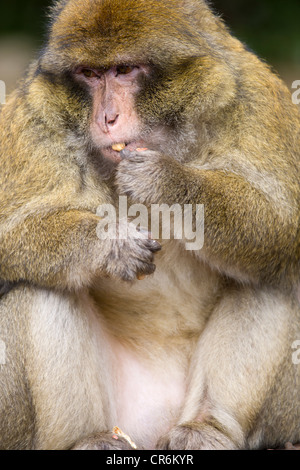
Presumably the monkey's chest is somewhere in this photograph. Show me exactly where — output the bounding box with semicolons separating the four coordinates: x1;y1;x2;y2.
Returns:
93;243;221;448
109;340;187;449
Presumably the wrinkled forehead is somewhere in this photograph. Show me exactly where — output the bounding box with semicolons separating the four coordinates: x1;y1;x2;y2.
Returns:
42;0;202;70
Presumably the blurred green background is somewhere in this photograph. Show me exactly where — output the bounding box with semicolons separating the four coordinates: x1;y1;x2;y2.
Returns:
0;0;300;93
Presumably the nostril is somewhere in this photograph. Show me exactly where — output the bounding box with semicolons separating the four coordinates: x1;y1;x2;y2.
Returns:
105;114;119;126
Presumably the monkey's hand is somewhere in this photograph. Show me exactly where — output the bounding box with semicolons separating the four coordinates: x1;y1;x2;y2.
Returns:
71;431;140;450
116;149;181;205
100;221;161;282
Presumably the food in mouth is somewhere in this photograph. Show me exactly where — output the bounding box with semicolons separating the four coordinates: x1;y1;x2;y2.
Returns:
112;143;126;152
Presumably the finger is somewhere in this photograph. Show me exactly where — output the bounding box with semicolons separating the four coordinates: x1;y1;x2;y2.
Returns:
137;262;157;279
136;238;162;252
147;240;162;252
120;148;132;159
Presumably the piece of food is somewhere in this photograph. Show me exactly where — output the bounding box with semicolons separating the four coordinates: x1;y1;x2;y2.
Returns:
112;426;137;449
112;143;126;152
137;274;146;281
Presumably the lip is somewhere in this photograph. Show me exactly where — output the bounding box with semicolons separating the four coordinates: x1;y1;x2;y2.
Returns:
101;146;124;163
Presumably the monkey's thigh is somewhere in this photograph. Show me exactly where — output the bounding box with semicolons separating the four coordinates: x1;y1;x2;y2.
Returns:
158;286;300;450
0;285;116;450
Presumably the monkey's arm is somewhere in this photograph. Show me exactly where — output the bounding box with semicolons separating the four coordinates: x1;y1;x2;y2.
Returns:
0;90;161;290
116;151;299;286
0;209;160;290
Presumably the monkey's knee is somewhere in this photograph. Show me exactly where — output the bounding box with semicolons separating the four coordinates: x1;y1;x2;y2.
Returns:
156;420;239;450
70;432;137;450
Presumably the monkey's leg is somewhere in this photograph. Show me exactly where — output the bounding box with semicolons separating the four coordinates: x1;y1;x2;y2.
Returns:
0;285;132;450
156;286;300;450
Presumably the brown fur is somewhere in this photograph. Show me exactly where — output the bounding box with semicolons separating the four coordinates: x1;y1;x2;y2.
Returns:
0;0;299;450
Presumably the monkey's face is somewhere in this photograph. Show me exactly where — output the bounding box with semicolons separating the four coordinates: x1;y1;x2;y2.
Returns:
40;0;237;165
39;0;217;165
74;64;151;163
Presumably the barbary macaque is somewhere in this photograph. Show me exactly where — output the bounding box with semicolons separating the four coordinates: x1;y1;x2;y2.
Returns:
0;0;299;450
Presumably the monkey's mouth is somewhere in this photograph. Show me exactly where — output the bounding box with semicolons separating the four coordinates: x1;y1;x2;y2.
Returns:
101;143;129;163
101;141;145;163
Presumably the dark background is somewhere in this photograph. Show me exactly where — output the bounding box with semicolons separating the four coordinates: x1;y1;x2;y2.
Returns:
0;0;300;92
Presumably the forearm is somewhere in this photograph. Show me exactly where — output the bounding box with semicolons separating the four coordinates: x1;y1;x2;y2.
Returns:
0;207;161;290
162;165;298;284
0;209;102;289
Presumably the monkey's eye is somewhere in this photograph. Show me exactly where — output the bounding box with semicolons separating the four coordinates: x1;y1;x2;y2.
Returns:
81;68;98;79
116;65;136;76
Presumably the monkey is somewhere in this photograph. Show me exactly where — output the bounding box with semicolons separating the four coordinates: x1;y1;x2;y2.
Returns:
0;0;299;450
